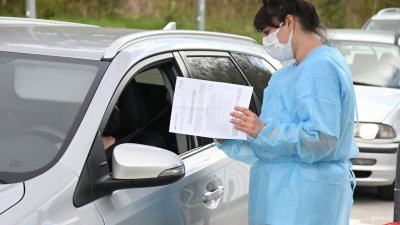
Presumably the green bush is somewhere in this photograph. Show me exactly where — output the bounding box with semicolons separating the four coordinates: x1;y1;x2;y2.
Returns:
1;0;399;42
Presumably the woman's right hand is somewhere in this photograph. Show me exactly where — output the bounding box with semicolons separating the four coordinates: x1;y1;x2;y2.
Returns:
230;106;265;138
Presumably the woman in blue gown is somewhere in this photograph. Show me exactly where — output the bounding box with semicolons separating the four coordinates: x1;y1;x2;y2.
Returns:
216;0;358;224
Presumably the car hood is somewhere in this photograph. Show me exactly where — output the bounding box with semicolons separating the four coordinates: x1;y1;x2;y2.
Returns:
0;183;24;214
355;85;400;123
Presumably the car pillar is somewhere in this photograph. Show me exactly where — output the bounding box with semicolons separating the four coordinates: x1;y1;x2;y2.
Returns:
395;143;400;222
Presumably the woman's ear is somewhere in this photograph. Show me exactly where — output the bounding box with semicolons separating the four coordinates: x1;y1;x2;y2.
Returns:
285;14;295;31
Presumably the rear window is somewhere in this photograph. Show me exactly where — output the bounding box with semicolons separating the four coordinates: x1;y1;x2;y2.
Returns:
333;41;400;89
185;56;247;85
0;53;107;183
364;19;400;32
232;53;274;102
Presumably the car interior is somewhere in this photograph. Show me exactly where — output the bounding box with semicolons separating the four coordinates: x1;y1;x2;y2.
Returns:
102;66;186;166
351;53;378;75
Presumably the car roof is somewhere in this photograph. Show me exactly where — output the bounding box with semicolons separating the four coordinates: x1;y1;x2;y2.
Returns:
0;16;99;27
0;25;144;60
0;22;258;60
328;29;399;45
371;14;400;20
371;8;400;20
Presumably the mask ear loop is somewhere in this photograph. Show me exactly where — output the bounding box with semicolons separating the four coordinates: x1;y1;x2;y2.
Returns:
271;22;284;35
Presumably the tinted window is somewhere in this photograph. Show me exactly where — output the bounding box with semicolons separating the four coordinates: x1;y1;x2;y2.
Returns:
185;55;257;146
0;53;105;183
232;53;274;102
186;56;247;85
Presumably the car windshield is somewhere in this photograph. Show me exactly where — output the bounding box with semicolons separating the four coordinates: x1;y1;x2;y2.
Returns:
333;41;400;89
364;20;400;31
0;53;105;183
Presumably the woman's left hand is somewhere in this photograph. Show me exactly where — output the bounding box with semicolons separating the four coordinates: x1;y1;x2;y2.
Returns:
230;106;265;138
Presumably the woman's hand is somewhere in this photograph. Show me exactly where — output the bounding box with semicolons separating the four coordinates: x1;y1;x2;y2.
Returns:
102;136;116;150
230;106;265;138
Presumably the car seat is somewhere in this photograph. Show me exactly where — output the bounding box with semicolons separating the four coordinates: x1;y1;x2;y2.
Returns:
105;79;168;163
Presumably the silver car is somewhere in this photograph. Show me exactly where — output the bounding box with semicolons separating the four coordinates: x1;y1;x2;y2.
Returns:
330;29;400;199
362;8;400;32
0;18;281;224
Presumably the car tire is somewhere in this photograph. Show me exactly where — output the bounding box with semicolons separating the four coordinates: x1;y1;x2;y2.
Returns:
378;183;395;200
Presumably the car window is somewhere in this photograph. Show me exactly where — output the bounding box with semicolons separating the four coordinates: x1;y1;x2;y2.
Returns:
332;41;400;89
0;53;105;183
186;56;247;85
184;55;258;146
364;20;400;32
135;68;166;86
101;63;190;169
232;53;274;102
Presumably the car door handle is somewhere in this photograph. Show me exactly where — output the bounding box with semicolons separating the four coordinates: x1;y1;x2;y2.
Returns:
203;186;224;203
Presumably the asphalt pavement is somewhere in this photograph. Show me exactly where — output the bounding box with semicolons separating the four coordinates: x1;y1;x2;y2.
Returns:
350;187;394;225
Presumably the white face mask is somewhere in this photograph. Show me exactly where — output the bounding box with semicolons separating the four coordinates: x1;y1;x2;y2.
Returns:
262;24;294;61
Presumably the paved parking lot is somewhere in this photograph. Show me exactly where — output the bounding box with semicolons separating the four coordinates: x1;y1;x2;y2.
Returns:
350;187;394;225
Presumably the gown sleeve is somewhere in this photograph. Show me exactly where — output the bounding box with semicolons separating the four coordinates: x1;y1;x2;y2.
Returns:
249;58;343;163
214;139;259;165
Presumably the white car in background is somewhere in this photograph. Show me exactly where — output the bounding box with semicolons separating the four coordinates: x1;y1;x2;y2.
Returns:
362;8;400;32
330;29;400;199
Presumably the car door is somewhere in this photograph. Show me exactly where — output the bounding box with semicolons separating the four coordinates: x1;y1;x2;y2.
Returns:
84;53;228;225
177;51;258;225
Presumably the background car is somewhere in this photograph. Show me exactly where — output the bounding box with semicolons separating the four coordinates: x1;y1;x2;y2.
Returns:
330;29;400;200
0;17;281;224
362;8;400;31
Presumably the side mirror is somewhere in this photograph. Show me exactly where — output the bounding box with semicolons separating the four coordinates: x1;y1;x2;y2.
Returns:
97;144;184;194
74;135;185;207
113;143;184;185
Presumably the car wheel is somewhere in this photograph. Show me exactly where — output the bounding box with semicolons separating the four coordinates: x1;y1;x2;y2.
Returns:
378;182;395;200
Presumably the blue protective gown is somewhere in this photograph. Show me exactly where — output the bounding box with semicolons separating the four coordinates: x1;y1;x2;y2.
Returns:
217;45;359;225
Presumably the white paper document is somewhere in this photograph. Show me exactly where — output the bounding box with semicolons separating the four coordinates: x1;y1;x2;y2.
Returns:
169;77;253;140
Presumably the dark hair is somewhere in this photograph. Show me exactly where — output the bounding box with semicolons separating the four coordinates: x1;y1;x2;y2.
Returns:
253;0;327;42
